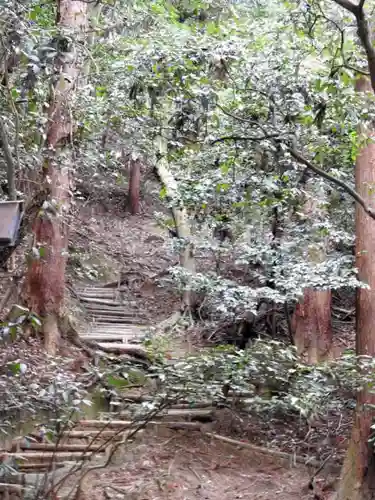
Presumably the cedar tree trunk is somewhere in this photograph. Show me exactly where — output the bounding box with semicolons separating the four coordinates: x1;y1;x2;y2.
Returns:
336;77;375;500
292;180;332;363
293;288;332;364
24;0;87;354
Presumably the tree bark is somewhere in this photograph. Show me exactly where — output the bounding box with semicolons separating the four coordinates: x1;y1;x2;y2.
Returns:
292;288;332;364
336;77;375;500
292;180;333;363
155;136;196;311
24;0;87;354
128;158;141;214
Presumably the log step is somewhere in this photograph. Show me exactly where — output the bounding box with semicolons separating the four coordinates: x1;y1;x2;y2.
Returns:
85;307;137;314
62;430;133;439
78;420;203;430
5;451;99;463
16;442;104;452
95;344;148;356
80;335;140;342
90;317;146;324
76;287;117;293
86;304;138;315
87;325;147;332
119;408;213;421
80;298;123;306
78;291;118;297
18;462;66;472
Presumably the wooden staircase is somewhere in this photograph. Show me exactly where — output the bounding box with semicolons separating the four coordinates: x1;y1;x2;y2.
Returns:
1;404;215;499
0;283;220;498
76;285;149;347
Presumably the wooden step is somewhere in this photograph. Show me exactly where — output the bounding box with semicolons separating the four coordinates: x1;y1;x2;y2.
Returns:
87;325;147;331
90;317;146;324
78;420;203;430
87;309;135;318
18;462;66;472
96;343;148;356
80;298;123;306
17;442;104;452
78;290;117;296
80;334;140;342
119;408;214;421
76;287;116;292
84;304;137;311
62;430;131;439
6;451;99;463
85;328;145;334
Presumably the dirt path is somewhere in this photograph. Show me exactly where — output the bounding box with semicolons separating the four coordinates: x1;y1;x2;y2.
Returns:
87;432;316;500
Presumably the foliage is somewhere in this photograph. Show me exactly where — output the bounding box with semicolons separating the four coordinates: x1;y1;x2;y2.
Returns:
0;0;369;325
88;338;374;424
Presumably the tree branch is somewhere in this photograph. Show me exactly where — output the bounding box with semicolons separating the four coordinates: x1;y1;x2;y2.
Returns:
210;134;280;146
288;147;375;219
211;135;375;220
332;0;375;91
331;0;359;14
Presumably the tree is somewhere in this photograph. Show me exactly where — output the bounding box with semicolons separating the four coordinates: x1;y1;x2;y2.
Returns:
24;0;87;354
292;180;333;363
128;157;141;215
297;1;375;497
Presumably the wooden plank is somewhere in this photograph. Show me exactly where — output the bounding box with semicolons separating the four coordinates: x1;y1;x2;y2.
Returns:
87;325;146;331
17;442;104;452
62;430;133;439
6;451;98;462
90;317;145;324
86;309;134;317
79;420;203;430
80;335;139;342
80;298;123;306
119;408;213;420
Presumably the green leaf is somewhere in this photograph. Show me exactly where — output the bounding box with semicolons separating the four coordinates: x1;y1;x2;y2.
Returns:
106;375;130;388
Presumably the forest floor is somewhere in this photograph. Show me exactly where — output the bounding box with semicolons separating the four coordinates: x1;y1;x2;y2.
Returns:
0;181;354;499
85;432;318;500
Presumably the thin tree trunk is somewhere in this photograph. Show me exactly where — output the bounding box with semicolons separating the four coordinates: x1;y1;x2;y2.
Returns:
24;0;87;354
128;158;141;215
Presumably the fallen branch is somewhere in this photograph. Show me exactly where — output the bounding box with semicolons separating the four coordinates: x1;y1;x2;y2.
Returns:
204;432;341;473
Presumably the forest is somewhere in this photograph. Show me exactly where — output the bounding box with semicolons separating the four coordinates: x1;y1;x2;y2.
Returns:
1;0;375;499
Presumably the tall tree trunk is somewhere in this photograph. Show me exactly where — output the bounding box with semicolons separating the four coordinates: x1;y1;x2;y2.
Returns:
128;158;141;215
292;179;333;363
24;0;87;354
155;134;196;311
336;76;375;500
